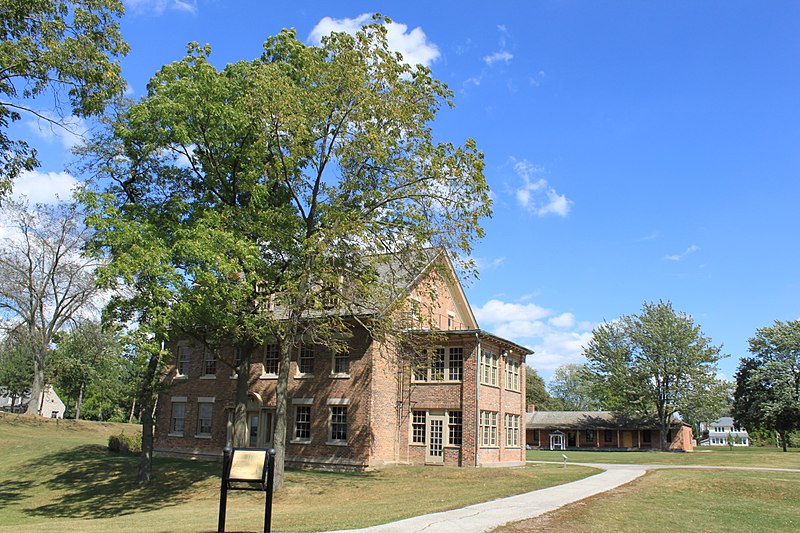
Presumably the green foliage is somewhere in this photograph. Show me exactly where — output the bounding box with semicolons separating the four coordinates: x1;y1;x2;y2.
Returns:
525;365;563;410
733;319;800;452
50;320;127;420
0;0;129;199
79;18;491;486
0;328;34;399
108;431;143;454
584;301;725;449
548;363;600;411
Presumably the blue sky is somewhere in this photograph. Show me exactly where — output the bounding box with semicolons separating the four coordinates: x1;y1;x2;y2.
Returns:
12;1;800;382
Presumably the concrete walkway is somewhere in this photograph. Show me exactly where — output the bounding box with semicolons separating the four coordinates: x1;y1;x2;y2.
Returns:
326;464;646;533
325;462;800;533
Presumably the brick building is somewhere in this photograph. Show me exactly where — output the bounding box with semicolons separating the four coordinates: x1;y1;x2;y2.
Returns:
154;251;532;469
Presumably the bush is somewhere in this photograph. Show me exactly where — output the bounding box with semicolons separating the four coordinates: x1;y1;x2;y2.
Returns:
108;431;142;454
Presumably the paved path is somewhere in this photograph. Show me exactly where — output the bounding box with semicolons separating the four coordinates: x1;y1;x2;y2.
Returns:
326;464;645;533
325;462;800;533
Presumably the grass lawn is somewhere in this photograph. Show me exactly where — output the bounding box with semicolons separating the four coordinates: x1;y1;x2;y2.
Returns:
0;413;597;532
498;468;800;533
527;446;800;468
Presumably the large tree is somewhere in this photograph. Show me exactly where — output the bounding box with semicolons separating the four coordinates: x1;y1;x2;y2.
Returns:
525;365;563;410
733;320;800;452
584;301;726;450
548;363;601;411
0;0;129;200
0;200;101;414
79;19;490;488
0;328;35;408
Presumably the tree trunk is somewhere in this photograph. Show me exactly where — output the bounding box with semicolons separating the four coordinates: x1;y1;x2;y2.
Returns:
137;348;162;485
779;430;788;452
26;351;46;415
75;380;84;420
272;341;291;491
231;349;252;448
128;397;137;424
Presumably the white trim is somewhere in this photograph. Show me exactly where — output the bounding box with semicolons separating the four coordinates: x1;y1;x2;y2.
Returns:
171;396;187;403
292;397;314;405
198;396;216;403
326;398;351;405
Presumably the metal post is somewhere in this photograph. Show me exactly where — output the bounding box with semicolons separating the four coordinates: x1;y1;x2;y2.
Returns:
218;446;232;533
264;448;276;533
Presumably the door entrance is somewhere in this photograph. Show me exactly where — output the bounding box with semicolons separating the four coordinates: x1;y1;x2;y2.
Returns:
567;431;577;448
622;431;633;448
426;412;445;464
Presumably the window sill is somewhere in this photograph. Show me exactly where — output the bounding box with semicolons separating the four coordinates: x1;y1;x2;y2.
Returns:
329;373;350;379
199;375;216;380
479;383;500;389
409;443;425;447
168;432;184;438
504;388;521;393
260;374;278;380
290;439;311;445
173;375;188;381
195;434;212;440
295;374;315;379
411;380;463;385
326;440;348;446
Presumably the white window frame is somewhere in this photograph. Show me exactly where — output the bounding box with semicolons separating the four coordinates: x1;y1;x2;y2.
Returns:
331;349;350;377
412;347;464;383
291;398;313;443
195;397;215;438
326;398;350;445
448;411;462;446
262;343;279;378
505;413;520;447
505;359;521;392
411;410;426;444
169;396;187;437
480;410;498;447
297;344;315;377
200;348;216;379
176;344;191;378
480;350;499;386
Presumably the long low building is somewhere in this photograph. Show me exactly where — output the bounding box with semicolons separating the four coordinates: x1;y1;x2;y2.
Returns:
526;410;694;452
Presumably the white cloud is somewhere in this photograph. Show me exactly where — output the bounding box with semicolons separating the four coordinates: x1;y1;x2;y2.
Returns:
549;312;576;328
12;170;78;204
472;256;505;271
308;14;441;68
474;299;552;324
474;298;595;374
125;0;197;15
664;244;700;261
484;51;513;66
512;159;572;217
529;70;546;87
25;114;87;150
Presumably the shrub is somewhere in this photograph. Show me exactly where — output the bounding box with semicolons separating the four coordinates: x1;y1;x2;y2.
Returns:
108;431;142;454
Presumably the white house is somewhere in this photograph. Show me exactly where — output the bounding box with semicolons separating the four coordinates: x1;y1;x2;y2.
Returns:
0;385;65;418
700;417;749;446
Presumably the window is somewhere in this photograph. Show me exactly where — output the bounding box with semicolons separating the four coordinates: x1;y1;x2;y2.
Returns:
263;344;279;376
196;399;214;437
413;347;464;382
604;430;613;443
202;349;216;377
585;429;596;443
50;411;58;418
505;414;520;447
505;359;520;391
170;399;186;435
448;348;463;381
480;350;498;386
448;411;462;446
298;344;314;375
332;350;349;376
411;410;426;444
480;411;498;447
642;430;651;444
329;406;347;443
294;405;311;442
177;346;191;377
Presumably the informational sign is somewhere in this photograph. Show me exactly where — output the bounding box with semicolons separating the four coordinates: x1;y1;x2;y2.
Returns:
229;449;268;482
218;447;276;533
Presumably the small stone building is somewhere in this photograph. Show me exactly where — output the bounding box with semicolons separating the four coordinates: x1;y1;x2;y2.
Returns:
154;251;532;469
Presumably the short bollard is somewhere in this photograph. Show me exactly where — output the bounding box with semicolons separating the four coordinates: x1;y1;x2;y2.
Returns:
562;454;568;468
218;447;276;533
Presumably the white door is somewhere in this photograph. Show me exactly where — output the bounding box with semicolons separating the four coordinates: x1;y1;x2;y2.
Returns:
426;412;445;464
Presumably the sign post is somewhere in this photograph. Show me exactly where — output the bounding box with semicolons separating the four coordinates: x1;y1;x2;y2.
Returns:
217;447;276;533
